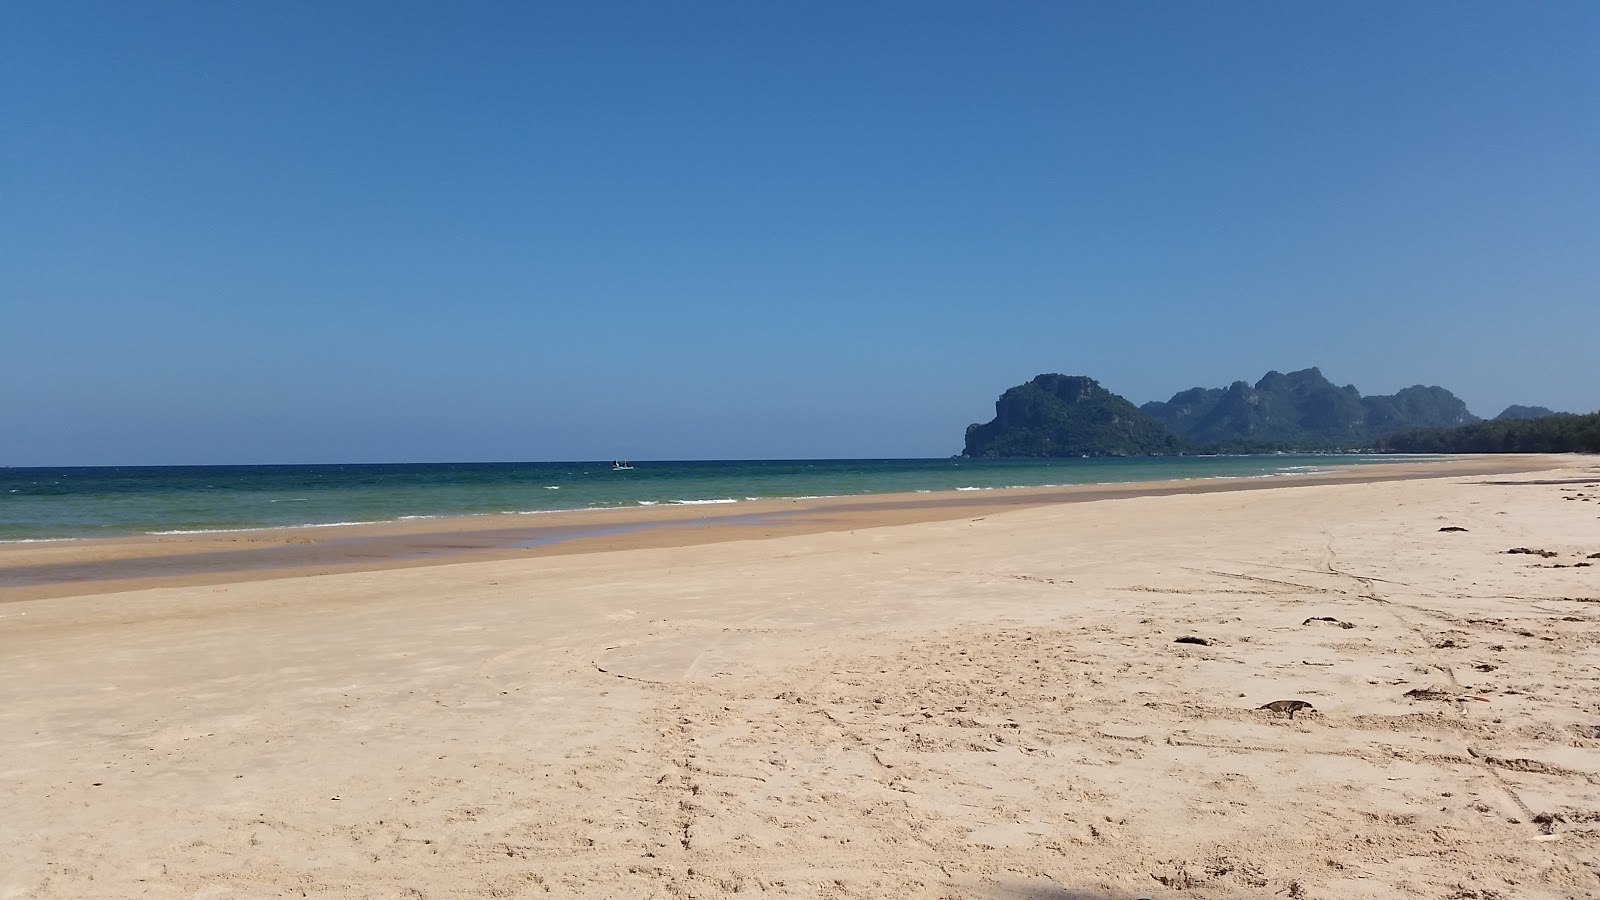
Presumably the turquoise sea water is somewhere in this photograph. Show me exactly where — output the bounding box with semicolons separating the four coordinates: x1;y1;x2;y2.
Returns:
0;456;1418;541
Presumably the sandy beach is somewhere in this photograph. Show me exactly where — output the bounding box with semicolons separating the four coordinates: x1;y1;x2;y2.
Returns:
3;456;1599;899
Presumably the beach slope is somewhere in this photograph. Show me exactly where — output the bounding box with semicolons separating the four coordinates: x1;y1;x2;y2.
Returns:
2;461;1598;898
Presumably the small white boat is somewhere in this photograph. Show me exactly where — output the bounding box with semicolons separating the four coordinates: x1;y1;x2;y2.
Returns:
611;460;634;471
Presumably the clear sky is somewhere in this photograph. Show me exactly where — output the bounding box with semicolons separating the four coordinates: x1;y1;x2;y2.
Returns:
4;2;1596;465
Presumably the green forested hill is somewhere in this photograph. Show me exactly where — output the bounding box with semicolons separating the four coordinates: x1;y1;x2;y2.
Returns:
962;374;1183;457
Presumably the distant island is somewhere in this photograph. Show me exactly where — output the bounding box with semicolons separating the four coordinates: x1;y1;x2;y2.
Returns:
962;368;1593;456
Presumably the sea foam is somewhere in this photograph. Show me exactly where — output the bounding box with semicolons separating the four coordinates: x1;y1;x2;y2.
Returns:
146;520;384;535
0;537;77;543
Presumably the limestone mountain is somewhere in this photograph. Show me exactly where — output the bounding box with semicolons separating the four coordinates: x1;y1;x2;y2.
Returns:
1141;368;1478;449
963;374;1183;458
963;367;1560;456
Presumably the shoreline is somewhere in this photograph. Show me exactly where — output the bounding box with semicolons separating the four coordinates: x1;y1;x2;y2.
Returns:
0;454;1572;603
0;454;1444;546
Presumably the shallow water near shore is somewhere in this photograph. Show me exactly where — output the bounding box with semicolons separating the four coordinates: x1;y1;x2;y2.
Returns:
0;455;1421;541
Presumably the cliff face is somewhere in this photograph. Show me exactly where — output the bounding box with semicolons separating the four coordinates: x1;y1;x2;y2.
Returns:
1141;368;1478;449
963;374;1183;458
1363;385;1479;432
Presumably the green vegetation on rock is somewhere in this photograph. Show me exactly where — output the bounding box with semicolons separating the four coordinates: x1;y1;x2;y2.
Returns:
962;374;1184;458
1140;367;1477;450
1495;405;1559;421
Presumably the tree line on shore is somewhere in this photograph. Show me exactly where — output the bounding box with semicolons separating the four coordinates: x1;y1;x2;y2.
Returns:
1378;412;1600;453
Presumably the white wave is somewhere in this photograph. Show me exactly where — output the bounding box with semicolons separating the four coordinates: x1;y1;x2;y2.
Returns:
268;498;309;502
18;501;652;541
543;485;561;490
0;537;77;543
672;498;739;505
954;486;992;491
146;520;385;535
636;500;660;506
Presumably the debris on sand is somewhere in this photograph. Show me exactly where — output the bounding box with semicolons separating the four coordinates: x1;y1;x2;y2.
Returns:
1505;547;1558;558
1403;688;1458;701
1403;688;1489;702
1173;636;1214;646
1438;526;1469;532
1303;616;1355;629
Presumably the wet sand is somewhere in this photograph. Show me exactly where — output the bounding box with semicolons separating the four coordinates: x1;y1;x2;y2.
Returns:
3;454;1599;899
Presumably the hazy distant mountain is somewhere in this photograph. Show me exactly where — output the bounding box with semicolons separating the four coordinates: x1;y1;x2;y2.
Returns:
1140;367;1478;449
1494;405;1559;420
962;374;1183;457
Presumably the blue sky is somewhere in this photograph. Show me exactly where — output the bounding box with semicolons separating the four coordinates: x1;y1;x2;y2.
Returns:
4;2;1596;464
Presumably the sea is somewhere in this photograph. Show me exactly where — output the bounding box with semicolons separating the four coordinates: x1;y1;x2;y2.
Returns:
0;456;1418;542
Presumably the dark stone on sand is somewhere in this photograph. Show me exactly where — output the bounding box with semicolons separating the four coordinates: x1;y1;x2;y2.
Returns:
1258;700;1315;719
1439;526;1468;532
1173;636;1213;646
1505;547;1558;557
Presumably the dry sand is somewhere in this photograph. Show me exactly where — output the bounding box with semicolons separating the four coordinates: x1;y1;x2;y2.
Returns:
3;457;1600;899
